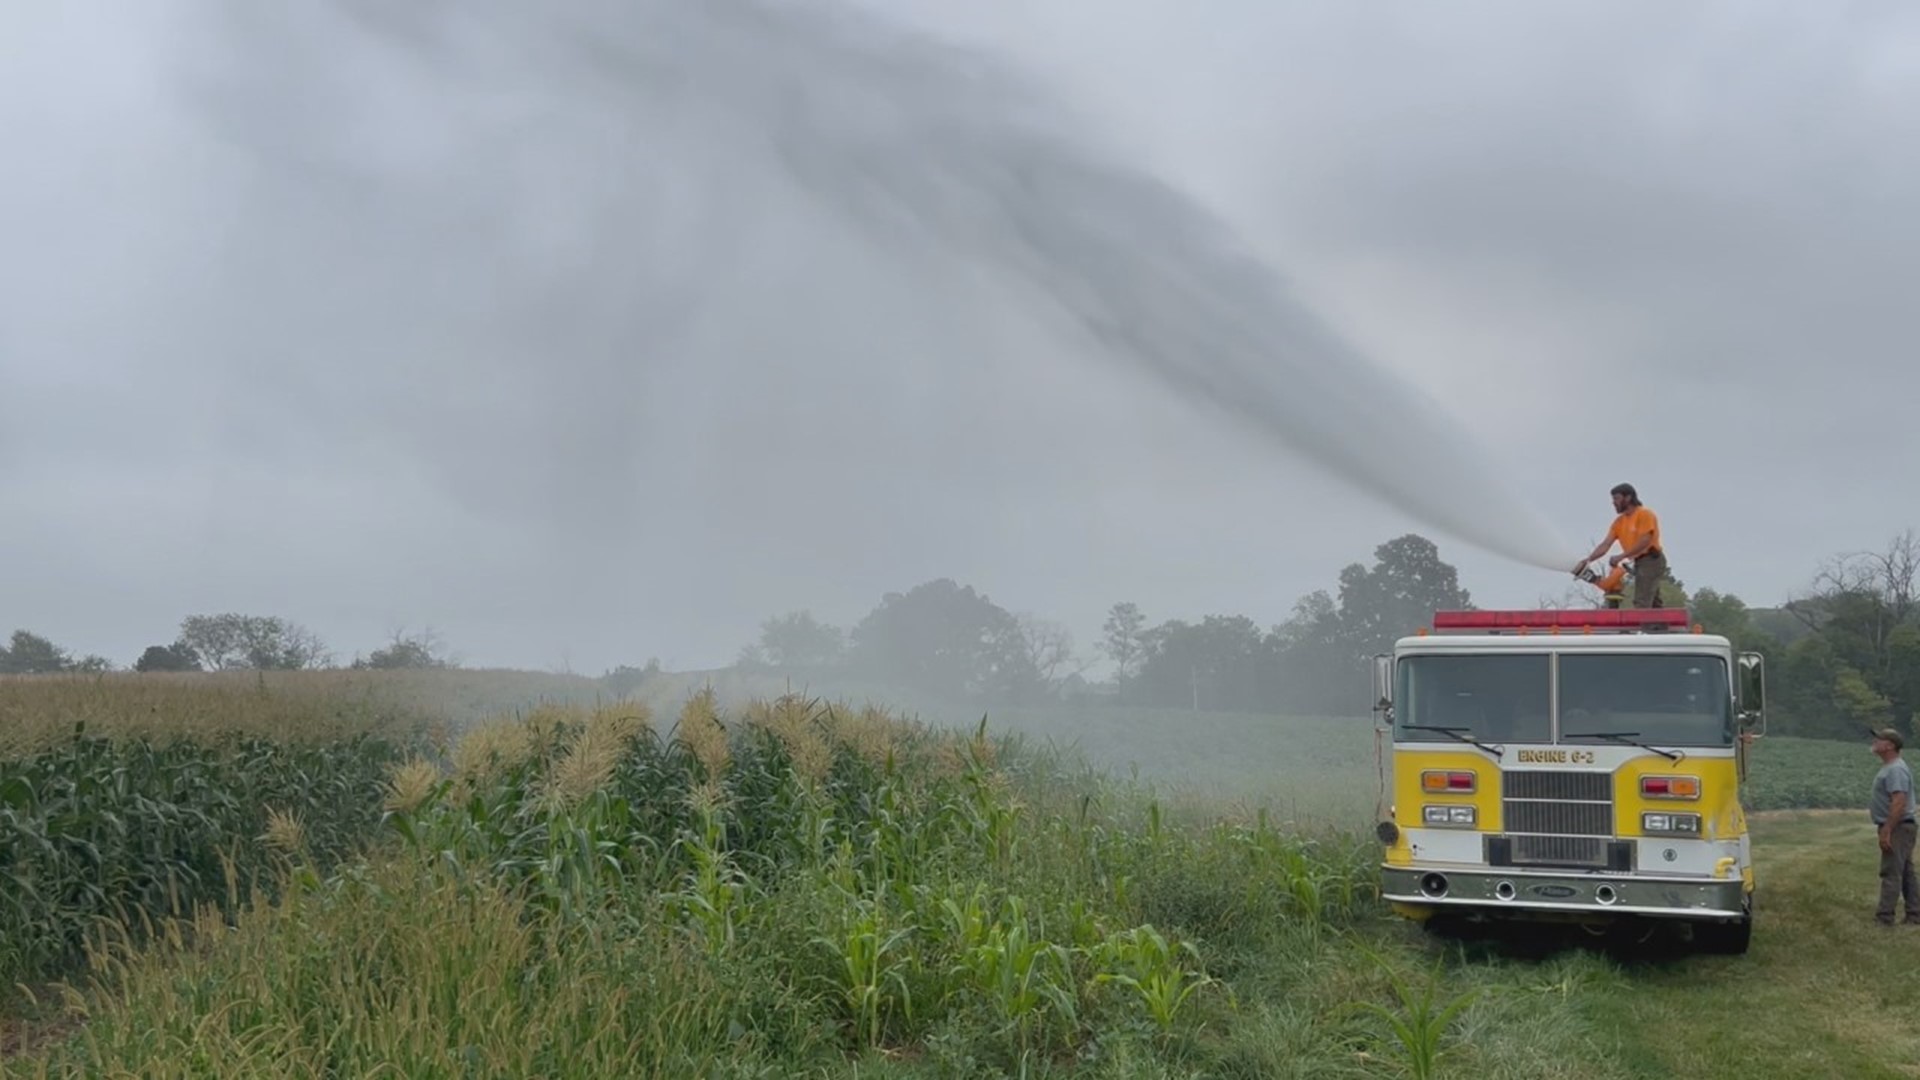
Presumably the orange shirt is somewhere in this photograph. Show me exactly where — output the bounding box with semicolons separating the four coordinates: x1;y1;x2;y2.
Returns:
1608;506;1661;556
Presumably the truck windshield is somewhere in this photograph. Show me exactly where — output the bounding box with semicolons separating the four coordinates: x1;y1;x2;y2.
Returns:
1395;654;1551;745
1558;654;1733;748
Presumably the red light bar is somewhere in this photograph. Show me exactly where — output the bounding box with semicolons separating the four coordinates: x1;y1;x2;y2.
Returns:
1430;609;1691;630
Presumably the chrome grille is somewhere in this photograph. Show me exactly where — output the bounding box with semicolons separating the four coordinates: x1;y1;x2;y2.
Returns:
1501;769;1615;868
1504;800;1612;836
1512;836;1607;867
1504;771;1610;802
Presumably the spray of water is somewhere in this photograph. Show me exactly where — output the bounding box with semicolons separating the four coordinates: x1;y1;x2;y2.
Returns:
183;0;1577;575
711;1;1581;573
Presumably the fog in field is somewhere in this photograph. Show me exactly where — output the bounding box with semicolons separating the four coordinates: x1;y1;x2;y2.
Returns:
2;1;1918;675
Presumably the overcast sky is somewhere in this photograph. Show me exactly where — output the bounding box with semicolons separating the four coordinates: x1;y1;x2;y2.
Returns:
2;1;1916;674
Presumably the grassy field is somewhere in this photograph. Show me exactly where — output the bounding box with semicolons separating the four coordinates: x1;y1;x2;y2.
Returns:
0;670;1904;1077
1575;810;1920;1078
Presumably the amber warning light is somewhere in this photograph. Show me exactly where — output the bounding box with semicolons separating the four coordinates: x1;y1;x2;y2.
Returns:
1421;770;1477;793
1429;609;1691;631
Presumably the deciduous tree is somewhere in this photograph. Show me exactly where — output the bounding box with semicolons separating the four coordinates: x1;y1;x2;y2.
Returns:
177;614;332;671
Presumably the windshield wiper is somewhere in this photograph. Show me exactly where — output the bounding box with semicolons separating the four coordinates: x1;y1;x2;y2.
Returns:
1563;730;1681;762
1403;725;1503;759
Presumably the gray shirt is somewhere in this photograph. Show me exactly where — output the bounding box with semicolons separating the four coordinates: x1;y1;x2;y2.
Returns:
1872;757;1917;826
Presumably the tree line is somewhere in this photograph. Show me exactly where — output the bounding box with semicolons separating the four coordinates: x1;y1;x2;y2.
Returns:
0;615;454;675
733;529;1920;742
10;528;1919;743
736;533;1474;716
1687;529;1920;741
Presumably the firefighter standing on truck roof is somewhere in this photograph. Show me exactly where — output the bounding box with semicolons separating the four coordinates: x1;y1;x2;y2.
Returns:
1573;483;1667;608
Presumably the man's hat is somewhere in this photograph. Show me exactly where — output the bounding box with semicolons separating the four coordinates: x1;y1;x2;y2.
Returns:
1610;482;1637;499
1870;726;1904;750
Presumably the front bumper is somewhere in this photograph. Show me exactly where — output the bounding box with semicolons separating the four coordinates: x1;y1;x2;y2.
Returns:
1381;865;1747;920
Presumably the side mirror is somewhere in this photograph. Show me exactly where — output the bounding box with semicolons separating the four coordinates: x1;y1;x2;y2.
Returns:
1737;652;1765;736
1372;654;1394;727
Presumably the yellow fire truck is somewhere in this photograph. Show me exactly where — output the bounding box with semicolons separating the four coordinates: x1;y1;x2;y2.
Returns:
1371;607;1766;952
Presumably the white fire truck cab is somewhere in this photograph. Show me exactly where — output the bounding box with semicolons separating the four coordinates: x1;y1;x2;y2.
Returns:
1371;607;1766;953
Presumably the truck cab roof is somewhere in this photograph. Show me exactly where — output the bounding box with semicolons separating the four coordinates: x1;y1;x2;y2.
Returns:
1393;609;1732;654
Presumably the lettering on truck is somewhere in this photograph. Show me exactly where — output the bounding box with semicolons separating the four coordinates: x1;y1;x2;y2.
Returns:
1515;749;1597;764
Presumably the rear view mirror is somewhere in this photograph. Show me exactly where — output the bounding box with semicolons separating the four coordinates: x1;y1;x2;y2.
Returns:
1737;652;1765;736
1372;654;1394;725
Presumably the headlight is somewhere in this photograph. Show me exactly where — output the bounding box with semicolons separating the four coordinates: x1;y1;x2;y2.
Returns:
1423;804;1476;827
1642;812;1701;835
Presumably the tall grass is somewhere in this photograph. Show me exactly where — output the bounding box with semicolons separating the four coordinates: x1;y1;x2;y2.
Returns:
0;668;618;1001
14;693;1386;1076
24;682;1860;1075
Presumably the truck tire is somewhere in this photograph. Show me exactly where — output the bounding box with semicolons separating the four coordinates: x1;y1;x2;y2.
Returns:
1693;897;1753;955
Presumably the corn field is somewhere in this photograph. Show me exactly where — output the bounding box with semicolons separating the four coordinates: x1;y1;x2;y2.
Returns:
3;671;1898;1076
0;721;416;995
2;682;1402;1076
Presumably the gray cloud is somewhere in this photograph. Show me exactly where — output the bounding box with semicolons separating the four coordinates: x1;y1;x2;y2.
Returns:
3;0;1916;672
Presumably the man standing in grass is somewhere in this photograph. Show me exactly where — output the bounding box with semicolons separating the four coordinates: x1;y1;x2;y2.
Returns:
1869;726;1920;926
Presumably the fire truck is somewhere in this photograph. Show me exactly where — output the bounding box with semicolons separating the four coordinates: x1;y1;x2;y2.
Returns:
1371;608;1766;952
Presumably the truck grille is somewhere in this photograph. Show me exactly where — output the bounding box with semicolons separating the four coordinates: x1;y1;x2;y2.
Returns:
1504;771;1610;802
1504;800;1612;836
1497;770;1617;870
1511;836;1607;867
